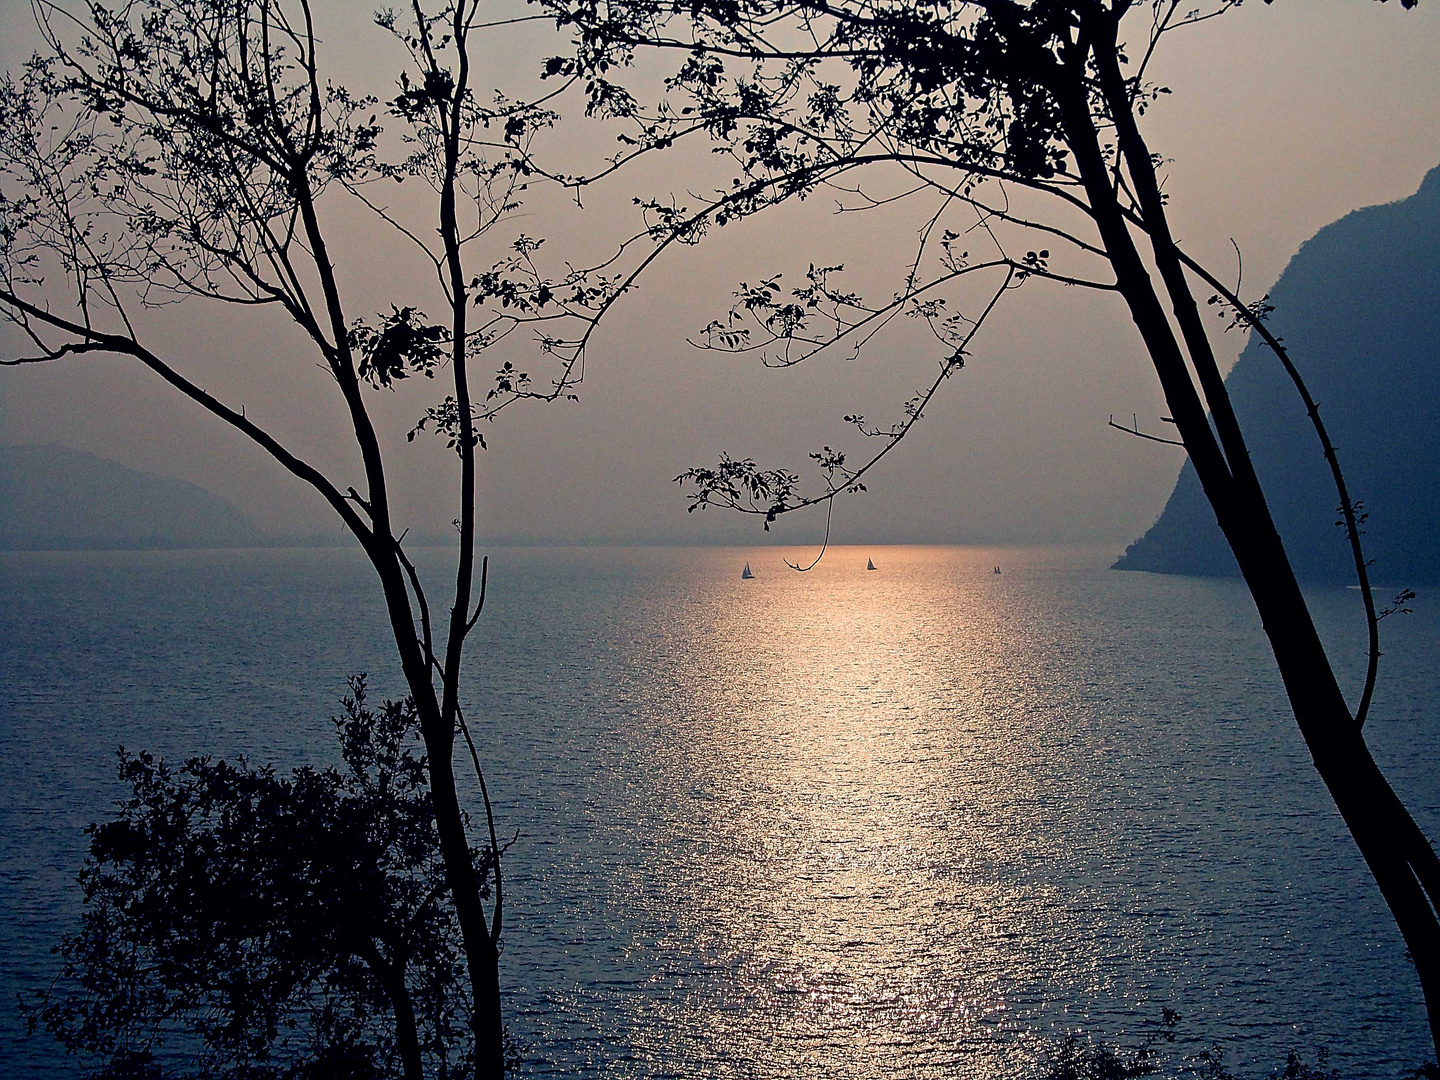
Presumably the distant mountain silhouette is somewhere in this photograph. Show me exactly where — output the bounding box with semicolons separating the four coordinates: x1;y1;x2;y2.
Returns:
0;444;263;550
1115;166;1440;582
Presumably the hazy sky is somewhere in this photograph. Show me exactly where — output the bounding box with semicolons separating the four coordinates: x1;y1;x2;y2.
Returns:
2;1;1438;547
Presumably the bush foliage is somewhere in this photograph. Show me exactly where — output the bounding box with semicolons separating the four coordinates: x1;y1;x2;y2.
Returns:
25;678;491;1080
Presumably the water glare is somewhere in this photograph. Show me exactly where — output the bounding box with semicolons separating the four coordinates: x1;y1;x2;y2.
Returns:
2;545;1436;1076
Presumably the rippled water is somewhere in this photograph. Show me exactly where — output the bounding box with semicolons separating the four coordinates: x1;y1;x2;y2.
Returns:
2;545;1438;1077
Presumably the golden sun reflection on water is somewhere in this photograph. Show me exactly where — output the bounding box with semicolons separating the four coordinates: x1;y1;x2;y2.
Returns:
641;547;1105;1076
481;542;1430;1076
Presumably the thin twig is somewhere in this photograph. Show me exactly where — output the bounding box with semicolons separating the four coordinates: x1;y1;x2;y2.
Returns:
1108;412;1185;447
1170;244;1385;729
452;700;503;943
783;496;833;571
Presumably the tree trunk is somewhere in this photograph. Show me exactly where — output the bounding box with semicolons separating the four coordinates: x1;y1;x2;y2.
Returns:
418;702;508;1078
1053;26;1440;1058
1230;520;1440;1061
367;543;504;1075
473;928;506;1077
358;943;426;1080
1313;727;1440;1051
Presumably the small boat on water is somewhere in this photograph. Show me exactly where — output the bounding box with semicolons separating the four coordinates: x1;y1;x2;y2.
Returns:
866;558;877;571
741;562;755;580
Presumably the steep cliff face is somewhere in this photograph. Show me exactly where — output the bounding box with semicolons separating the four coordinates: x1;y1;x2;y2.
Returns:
0;444;262;549
1114;166;1440;582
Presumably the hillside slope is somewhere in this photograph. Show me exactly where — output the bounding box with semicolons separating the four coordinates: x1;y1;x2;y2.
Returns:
0;444;263;550
1114;167;1440;582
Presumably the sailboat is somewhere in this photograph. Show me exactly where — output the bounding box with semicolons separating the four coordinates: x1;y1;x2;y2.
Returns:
741;562;755;580
866;558;877;571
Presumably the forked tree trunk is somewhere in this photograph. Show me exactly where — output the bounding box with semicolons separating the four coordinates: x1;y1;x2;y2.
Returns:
372;546;507;1076
1053;21;1440;1058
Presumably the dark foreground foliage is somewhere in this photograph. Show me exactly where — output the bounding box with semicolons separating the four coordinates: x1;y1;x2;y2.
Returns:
24;678;496;1080
1032;1012;1439;1080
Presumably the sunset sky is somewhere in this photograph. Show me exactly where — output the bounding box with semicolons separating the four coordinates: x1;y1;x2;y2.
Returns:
2;0;1437;547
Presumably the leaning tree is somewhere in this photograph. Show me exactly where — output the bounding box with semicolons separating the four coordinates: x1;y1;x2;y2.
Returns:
0;1;616;1074
530;0;1440;1054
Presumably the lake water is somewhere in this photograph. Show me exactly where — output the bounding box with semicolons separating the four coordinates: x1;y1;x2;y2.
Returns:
1;544;1437;1077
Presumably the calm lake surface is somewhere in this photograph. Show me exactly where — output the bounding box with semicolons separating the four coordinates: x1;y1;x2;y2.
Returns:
2;544;1438;1077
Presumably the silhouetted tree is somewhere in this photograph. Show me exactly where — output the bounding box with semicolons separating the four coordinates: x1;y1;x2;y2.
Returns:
0;2;613;1073
25;677;494;1080
531;0;1440;1056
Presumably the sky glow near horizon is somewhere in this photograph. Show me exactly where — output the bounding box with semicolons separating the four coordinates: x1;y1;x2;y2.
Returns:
1;0;1437;547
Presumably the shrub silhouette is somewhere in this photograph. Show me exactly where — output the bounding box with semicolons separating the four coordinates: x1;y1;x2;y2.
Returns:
25;677;492;1080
